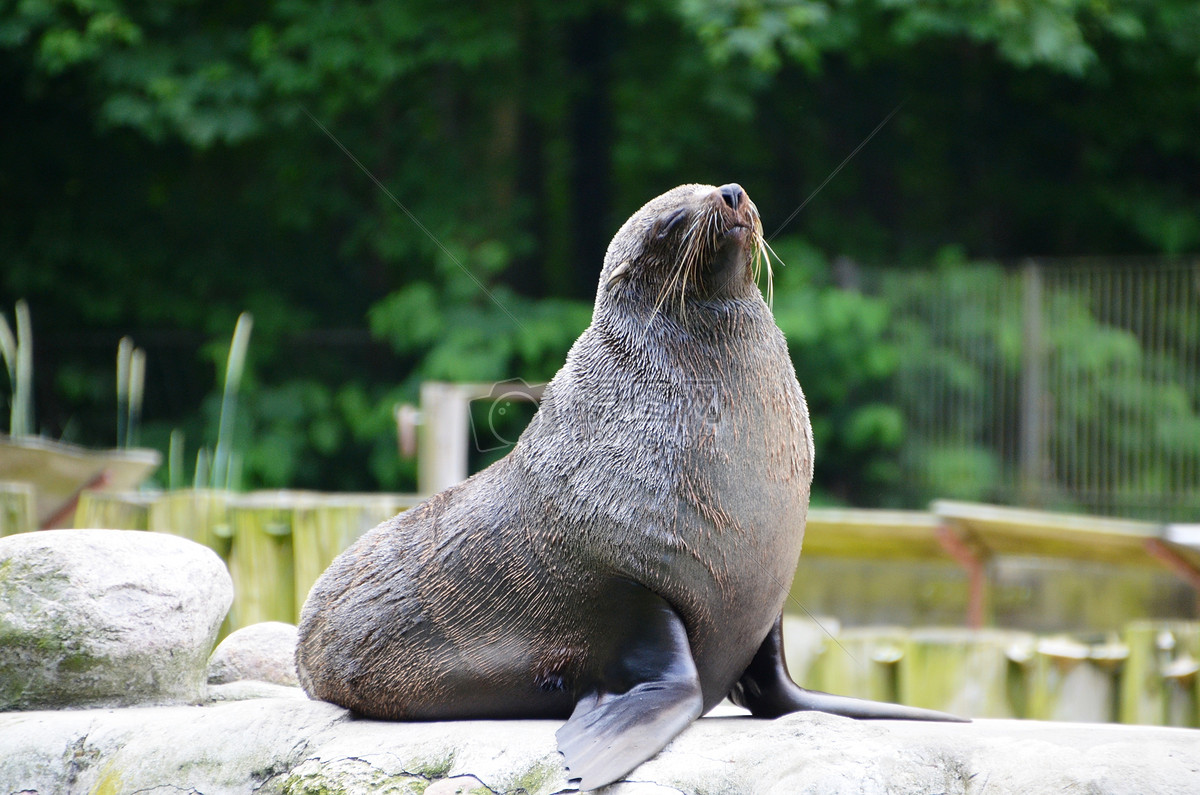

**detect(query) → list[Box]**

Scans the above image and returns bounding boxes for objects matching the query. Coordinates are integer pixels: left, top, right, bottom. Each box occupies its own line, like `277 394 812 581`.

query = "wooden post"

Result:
226 493 297 630
291 494 412 614
936 524 989 628
73 489 152 530
415 381 543 494
899 628 1034 718
1120 620 1200 727
418 382 476 495
810 627 907 705
1028 636 1125 722
1020 261 1045 506
148 489 231 559
0 481 35 536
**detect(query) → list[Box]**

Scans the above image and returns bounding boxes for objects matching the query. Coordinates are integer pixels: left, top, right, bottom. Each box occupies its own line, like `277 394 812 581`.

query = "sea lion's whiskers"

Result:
668 213 705 321
677 214 706 315
640 214 704 343
687 209 719 309
678 212 713 316
753 224 780 308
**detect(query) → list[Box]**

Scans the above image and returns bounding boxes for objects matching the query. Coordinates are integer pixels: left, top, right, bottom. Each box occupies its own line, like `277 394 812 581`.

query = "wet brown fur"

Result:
296 184 812 723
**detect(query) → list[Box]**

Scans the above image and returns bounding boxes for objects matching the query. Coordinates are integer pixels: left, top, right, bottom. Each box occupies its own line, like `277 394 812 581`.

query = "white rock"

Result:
0 698 348 794
0 698 1198 794
208 621 300 686
424 775 489 795
207 681 307 702
0 528 233 710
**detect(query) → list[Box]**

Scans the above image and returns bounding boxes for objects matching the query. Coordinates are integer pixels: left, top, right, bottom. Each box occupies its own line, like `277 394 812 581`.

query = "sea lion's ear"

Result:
652 208 687 241
605 259 632 291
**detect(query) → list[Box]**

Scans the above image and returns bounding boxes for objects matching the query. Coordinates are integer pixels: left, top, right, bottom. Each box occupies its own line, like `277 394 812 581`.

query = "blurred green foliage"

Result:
885 254 1200 517
1 0 1197 505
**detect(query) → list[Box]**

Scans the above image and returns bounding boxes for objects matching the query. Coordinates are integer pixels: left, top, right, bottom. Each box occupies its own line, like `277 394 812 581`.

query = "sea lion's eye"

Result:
653 209 687 240
605 259 632 291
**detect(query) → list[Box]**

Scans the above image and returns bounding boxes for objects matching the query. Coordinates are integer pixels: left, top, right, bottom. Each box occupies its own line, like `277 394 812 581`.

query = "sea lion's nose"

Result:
718 183 746 210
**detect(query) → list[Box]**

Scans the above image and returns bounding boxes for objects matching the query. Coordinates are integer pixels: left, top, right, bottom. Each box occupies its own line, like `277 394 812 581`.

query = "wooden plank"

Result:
0 480 36 535
1163 525 1200 574
0 435 159 528
803 508 948 560
931 500 1164 567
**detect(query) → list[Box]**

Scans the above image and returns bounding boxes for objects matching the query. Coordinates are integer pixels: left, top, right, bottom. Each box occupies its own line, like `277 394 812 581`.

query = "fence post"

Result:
417 381 541 494
1028 637 1124 722
1020 261 1046 505
0 481 35 536
148 489 230 558
899 628 1034 717
226 493 298 630
1120 621 1200 727
73 490 152 530
418 382 498 495
810 626 906 705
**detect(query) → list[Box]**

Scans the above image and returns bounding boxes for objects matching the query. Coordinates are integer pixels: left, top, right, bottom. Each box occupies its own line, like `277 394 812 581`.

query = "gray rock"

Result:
0 528 233 710
0 697 1198 794
207 680 307 702
0 697 348 794
424 775 489 795
208 621 300 686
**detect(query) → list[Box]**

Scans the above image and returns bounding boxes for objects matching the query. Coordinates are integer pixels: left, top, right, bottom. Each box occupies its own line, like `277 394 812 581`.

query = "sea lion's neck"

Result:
591 291 774 370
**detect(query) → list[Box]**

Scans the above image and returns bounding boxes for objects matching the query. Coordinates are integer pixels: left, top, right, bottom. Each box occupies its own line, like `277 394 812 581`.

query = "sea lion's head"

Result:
596 183 770 319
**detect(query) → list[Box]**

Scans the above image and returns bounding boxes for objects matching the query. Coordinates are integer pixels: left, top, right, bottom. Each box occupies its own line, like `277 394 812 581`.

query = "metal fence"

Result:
886 259 1200 522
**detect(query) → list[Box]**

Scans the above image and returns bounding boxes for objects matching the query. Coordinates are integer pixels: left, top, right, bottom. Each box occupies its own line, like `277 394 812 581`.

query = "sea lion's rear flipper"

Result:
556 579 703 791
730 614 969 722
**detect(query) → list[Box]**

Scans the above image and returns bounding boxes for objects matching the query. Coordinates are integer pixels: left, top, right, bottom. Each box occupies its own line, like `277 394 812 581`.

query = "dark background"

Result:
3 1 1198 503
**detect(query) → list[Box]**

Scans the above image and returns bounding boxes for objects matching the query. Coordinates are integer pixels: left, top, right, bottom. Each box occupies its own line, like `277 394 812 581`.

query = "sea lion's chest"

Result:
668 350 809 611
526 318 808 671
617 340 811 701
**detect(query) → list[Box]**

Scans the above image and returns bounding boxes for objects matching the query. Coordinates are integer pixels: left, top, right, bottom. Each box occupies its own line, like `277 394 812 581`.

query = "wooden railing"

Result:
2 488 1197 725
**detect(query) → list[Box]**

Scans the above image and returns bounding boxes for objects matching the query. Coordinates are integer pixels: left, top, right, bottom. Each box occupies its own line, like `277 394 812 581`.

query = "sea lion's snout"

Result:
707 183 756 232
707 184 759 251
699 183 759 296
717 183 747 211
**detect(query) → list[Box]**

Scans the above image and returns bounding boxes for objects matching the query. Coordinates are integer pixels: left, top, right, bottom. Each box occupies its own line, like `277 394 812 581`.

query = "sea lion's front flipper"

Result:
730 614 969 722
556 579 703 791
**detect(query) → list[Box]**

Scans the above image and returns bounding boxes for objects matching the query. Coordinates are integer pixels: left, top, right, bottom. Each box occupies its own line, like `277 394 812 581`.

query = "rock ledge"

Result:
1 695 1198 794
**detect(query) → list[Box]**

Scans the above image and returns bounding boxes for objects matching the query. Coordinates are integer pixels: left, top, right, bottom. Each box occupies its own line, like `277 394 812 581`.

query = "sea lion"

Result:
296 183 961 790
